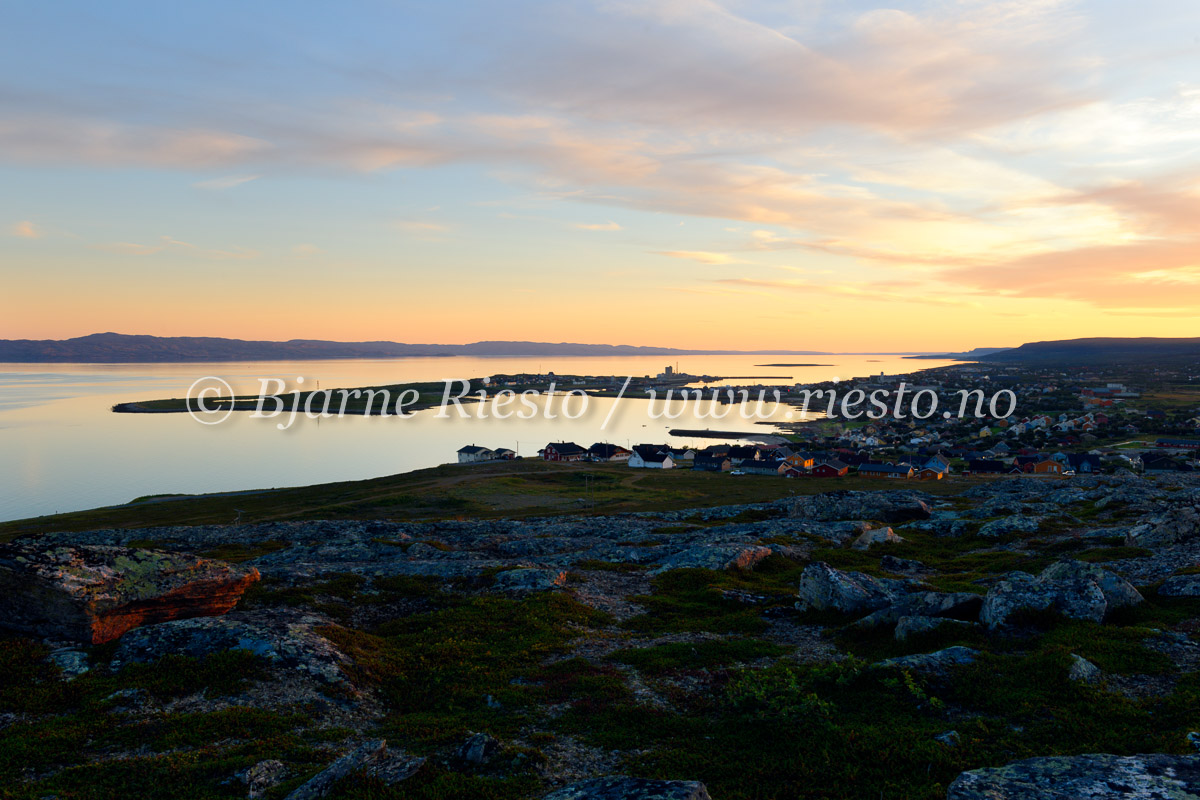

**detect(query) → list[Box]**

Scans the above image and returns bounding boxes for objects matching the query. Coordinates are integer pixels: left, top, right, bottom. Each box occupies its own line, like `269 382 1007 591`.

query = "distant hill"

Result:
0 333 830 362
906 347 1011 360
977 337 1200 365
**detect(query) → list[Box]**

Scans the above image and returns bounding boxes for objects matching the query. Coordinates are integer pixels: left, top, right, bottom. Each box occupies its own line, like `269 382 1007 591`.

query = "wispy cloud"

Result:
394 220 451 234
573 221 622 231
655 250 747 265
92 236 259 260
711 277 979 308
0 116 272 168
11 220 39 239
193 174 261 190
93 241 164 256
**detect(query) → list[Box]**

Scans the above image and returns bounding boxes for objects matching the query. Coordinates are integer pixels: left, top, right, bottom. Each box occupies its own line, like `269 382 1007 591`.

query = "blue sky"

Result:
3 0 1200 350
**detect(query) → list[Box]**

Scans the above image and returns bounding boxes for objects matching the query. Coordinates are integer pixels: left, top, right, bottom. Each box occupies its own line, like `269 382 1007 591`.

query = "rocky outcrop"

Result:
894 616 976 642
543 777 712 800
978 515 1042 538
850 528 904 551
1068 654 1101 683
876 646 979 675
855 590 983 629
795 562 904 615
902 518 970 537
109 610 352 685
1159 574 1200 597
652 545 772 573
980 560 1143 629
453 732 500 766
1127 504 1200 548
284 740 388 800
281 740 423 799
0 544 259 644
791 491 932 524
45 646 90 680
947 753 1200 799
494 568 569 592
880 555 926 574
243 760 288 799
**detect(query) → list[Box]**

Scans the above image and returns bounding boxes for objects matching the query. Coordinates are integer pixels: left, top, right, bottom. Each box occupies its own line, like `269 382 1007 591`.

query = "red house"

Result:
541 442 588 461
811 460 849 478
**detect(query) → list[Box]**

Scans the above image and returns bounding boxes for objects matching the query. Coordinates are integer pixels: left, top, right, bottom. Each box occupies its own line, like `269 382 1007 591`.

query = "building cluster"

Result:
812 365 1200 475
534 441 950 480
455 445 518 463
456 362 1200 477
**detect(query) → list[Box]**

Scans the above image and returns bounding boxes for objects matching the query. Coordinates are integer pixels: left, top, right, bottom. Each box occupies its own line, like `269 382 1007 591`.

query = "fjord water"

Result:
0 354 956 522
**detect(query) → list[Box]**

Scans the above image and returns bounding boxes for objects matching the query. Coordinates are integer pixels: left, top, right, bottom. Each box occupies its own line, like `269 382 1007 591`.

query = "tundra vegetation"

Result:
4 462 1200 798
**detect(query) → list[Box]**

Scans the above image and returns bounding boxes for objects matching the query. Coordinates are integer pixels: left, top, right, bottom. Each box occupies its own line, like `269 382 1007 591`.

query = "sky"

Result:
2 0 1199 352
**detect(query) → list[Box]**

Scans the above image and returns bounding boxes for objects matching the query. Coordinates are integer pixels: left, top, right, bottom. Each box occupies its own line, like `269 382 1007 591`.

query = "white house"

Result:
457 445 496 463
629 445 675 469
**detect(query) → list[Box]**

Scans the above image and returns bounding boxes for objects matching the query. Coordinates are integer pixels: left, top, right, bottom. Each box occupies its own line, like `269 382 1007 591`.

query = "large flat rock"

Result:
948 753 1200 799
0 543 260 644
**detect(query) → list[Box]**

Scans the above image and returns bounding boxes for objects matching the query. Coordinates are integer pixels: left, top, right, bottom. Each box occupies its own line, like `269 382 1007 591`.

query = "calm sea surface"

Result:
0 354 956 522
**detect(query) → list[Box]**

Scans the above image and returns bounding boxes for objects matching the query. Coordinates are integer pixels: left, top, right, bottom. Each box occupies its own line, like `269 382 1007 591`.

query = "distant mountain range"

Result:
906 347 1011 360
975 337 1200 365
0 333 831 362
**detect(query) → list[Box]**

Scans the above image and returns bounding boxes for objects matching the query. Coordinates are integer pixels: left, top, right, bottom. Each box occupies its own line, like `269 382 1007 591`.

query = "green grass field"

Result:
0 460 981 539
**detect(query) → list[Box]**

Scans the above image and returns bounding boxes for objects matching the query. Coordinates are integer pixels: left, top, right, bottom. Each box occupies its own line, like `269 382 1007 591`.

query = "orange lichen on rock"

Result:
0 544 260 644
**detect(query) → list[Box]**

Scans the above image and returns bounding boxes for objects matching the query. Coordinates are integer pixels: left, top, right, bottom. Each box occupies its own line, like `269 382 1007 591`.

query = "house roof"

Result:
742 459 785 471
817 459 848 470
458 445 494 455
546 442 587 455
589 443 631 457
858 463 913 474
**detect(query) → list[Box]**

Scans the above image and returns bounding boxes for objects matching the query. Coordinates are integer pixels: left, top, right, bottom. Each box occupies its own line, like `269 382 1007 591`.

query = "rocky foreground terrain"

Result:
6 474 1200 798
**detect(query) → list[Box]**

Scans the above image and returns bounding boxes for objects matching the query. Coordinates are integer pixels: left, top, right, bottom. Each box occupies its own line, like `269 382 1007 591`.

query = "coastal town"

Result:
457 362 1200 480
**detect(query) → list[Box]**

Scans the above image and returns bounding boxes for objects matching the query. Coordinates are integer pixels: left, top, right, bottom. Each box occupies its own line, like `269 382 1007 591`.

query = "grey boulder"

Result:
110 612 352 685
284 740 388 800
1068 654 1101 683
875 646 979 676
454 732 500 766
653 545 772 573
850 528 905 551
980 561 1143 629
795 562 903 615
